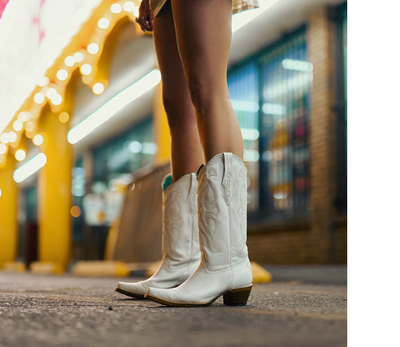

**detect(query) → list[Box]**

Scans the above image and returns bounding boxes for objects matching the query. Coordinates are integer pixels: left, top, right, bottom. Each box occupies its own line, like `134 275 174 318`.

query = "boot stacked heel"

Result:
223 285 252 306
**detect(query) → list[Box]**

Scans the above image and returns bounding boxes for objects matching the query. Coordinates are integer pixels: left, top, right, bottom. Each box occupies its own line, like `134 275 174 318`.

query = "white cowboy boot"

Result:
146 153 253 306
116 173 200 298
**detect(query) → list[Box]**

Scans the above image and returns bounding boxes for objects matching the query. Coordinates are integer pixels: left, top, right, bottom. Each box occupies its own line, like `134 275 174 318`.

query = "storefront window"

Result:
85 117 154 227
228 63 259 212
259 29 311 219
334 3 347 214
227 29 310 220
18 184 38 266
72 157 85 242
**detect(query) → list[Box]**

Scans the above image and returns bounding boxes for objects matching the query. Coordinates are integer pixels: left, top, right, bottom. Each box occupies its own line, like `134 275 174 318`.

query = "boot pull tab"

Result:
222 152 234 206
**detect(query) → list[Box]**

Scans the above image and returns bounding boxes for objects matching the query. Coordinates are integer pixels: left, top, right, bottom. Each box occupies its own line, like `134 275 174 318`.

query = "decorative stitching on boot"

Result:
222 153 234 206
164 187 184 259
198 170 221 255
237 169 248 254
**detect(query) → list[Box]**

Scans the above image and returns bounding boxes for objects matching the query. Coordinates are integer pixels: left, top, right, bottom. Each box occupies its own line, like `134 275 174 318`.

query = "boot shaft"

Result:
162 173 199 266
197 153 249 271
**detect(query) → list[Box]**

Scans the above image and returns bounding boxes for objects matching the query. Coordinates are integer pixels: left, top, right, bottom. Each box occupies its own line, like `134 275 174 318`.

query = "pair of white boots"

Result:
116 153 253 307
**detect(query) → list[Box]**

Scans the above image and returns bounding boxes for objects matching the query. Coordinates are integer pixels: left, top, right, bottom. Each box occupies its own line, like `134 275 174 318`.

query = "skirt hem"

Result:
151 0 259 19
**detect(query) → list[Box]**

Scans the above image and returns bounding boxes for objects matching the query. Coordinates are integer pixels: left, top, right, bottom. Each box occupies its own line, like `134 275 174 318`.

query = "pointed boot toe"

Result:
115 173 201 300
116 282 147 298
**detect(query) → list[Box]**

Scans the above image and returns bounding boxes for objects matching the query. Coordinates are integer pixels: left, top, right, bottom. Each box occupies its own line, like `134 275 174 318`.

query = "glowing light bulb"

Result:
98 18 110 29
123 1 135 11
93 83 105 95
0 133 9 144
18 112 28 122
111 3 122 13
57 69 68 81
87 43 99 54
70 206 81 218
30 109 38 118
15 149 26 161
13 120 23 131
38 76 49 87
46 87 57 99
25 122 35 132
59 112 70 124
51 94 63 106
33 134 44 146
0 143 6 154
80 64 92 75
34 93 45 104
74 52 84 63
25 111 32 120
8 132 17 143
65 56 75 67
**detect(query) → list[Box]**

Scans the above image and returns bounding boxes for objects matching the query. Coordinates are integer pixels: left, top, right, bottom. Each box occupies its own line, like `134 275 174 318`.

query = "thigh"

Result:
170 0 233 86
153 0 191 111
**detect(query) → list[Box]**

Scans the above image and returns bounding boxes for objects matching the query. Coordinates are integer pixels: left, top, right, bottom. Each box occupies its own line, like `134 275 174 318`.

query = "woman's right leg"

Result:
115 1 204 299
152 0 203 181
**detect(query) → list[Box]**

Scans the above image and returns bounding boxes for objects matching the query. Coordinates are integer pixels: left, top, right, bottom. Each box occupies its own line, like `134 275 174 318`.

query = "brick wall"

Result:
246 6 347 265
308 7 337 264
247 221 347 265
247 229 312 265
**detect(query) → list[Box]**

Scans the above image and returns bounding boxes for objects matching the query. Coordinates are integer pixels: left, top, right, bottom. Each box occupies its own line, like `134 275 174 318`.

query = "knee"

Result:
187 77 211 114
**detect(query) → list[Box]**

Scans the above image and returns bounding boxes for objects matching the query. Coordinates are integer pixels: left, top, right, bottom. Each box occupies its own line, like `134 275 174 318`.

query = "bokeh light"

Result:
74 52 84 63
123 1 135 12
18 112 28 122
64 56 75 67
51 94 63 106
13 120 23 131
38 76 49 87
70 206 81 218
111 3 122 13
0 133 9 144
87 43 99 54
59 112 70 124
80 64 92 75
93 82 105 95
25 122 35 132
15 149 26 161
46 88 57 99
0 143 7 155
57 69 68 81
98 18 110 29
34 93 45 104
8 132 17 143
33 134 44 146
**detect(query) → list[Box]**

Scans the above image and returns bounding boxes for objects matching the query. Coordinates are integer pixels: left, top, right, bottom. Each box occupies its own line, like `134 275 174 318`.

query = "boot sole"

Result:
146 285 252 307
115 288 145 299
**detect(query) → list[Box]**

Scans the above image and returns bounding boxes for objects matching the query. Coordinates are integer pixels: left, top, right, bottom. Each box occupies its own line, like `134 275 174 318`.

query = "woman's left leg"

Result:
168 0 244 162
145 0 253 307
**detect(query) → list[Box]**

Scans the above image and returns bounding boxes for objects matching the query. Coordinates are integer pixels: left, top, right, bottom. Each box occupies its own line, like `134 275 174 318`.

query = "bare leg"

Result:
153 1 203 181
170 0 244 162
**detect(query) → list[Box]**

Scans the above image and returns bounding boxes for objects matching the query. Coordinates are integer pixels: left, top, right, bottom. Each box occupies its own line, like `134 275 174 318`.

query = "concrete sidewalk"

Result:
0 267 346 347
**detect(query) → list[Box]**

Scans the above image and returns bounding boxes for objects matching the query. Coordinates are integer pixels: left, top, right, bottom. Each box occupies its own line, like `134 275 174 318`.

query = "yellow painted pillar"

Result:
0 154 18 268
152 80 171 166
33 107 73 273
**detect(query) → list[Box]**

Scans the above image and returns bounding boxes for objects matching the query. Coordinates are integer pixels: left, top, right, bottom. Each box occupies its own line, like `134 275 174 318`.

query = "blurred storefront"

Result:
0 0 347 271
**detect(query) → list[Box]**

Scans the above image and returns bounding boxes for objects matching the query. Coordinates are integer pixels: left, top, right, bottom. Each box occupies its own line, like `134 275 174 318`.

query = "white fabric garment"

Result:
150 0 260 18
